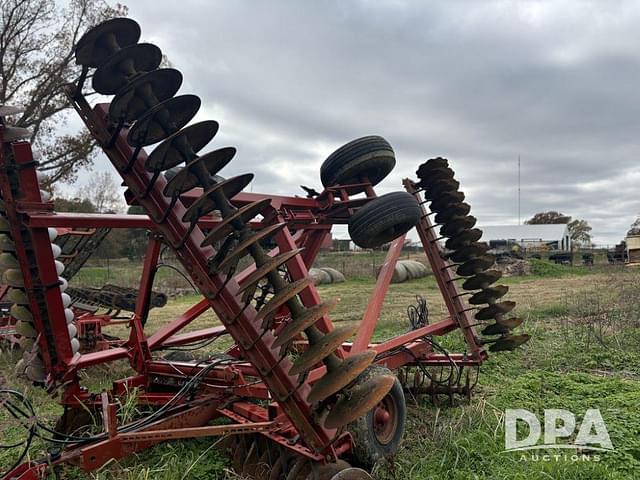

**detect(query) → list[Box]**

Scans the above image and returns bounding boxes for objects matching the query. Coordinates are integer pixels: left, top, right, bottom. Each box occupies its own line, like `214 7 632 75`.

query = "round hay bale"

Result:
391 262 409 283
404 260 428 278
401 260 422 280
321 267 345 283
309 268 331 285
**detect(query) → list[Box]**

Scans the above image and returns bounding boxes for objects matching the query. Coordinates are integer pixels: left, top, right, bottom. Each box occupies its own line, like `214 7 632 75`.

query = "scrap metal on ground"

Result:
0 17 529 480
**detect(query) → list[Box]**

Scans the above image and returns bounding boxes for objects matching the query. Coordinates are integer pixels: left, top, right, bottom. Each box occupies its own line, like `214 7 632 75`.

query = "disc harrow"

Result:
0 108 79 385
414 157 531 352
0 16 530 480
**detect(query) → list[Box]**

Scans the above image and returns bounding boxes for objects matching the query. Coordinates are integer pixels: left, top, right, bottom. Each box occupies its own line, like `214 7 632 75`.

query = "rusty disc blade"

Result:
481 317 523 336
93 43 163 94
238 248 304 295
447 242 490 263
475 300 516 320
461 269 502 290
416 157 449 178
440 215 477 238
416 166 455 187
424 178 460 201
182 174 254 224
456 255 495 277
428 191 465 212
254 278 313 325
307 350 377 404
272 299 340 349
434 202 471 224
127 94 201 147
201 199 272 247
488 334 530 352
307 460 353 480
217 223 286 271
75 18 141 67
109 68 183 122
163 147 236 197
329 468 375 480
468 285 509 305
289 325 357 376
146 120 219 173
445 228 483 250
324 375 396 429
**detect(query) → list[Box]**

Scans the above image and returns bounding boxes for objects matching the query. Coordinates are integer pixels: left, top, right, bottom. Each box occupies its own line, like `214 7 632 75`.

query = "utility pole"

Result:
518 155 521 225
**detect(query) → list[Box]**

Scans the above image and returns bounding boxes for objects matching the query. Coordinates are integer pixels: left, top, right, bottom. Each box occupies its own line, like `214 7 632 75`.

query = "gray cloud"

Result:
75 0 640 245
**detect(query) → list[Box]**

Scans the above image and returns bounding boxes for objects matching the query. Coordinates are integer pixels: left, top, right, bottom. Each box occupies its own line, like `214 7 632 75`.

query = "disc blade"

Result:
446 242 490 263
127 94 201 147
163 147 236 197
109 68 183 121
456 255 495 277
272 299 341 349
445 228 483 250
468 285 509 305
329 468 376 480
428 191 465 212
201 198 272 247
216 223 286 271
475 301 516 321
181 174 254 224
461 269 502 290
481 317 523 335
324 375 396 429
238 248 304 295
440 215 477 238
416 157 449 178
75 18 141 67
93 43 163 94
424 178 460 201
434 202 471 224
289 325 357 375
254 277 312 326
307 350 376 404
416 166 455 189
146 120 219 172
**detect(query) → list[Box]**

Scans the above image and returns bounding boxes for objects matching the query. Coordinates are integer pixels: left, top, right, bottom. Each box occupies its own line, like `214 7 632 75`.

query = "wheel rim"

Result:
372 393 397 445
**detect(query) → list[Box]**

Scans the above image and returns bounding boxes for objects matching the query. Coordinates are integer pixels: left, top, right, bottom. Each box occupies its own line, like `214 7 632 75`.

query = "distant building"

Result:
480 224 572 251
625 234 640 263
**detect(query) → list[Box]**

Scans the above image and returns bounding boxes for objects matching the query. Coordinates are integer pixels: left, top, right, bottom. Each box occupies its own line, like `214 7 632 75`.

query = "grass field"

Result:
2 262 640 479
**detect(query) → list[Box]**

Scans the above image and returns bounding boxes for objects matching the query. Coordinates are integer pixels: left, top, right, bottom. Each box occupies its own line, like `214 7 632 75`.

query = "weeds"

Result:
2 267 640 478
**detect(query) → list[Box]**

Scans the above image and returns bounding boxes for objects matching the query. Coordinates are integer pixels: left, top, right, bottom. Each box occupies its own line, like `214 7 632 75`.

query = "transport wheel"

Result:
348 192 421 248
347 365 406 469
320 136 395 193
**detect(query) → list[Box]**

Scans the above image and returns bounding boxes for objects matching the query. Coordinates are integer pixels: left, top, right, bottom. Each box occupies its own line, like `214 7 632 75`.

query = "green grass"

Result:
2 266 640 478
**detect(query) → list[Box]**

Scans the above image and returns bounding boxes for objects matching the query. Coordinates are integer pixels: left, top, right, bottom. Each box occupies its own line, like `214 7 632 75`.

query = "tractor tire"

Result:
348 192 421 249
321 267 345 283
320 136 395 193
347 365 406 469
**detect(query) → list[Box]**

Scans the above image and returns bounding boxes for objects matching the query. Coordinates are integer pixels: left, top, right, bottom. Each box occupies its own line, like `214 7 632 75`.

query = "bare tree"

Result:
0 0 127 186
76 171 123 213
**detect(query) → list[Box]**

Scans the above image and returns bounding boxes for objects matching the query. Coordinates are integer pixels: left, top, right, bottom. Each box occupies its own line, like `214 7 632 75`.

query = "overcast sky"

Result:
77 0 640 245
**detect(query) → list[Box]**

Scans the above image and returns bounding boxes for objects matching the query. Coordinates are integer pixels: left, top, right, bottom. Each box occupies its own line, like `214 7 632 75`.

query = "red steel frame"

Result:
1 100 486 478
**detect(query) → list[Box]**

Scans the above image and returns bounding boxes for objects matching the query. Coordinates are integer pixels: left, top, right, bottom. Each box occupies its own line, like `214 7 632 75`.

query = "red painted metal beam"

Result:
351 234 405 353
